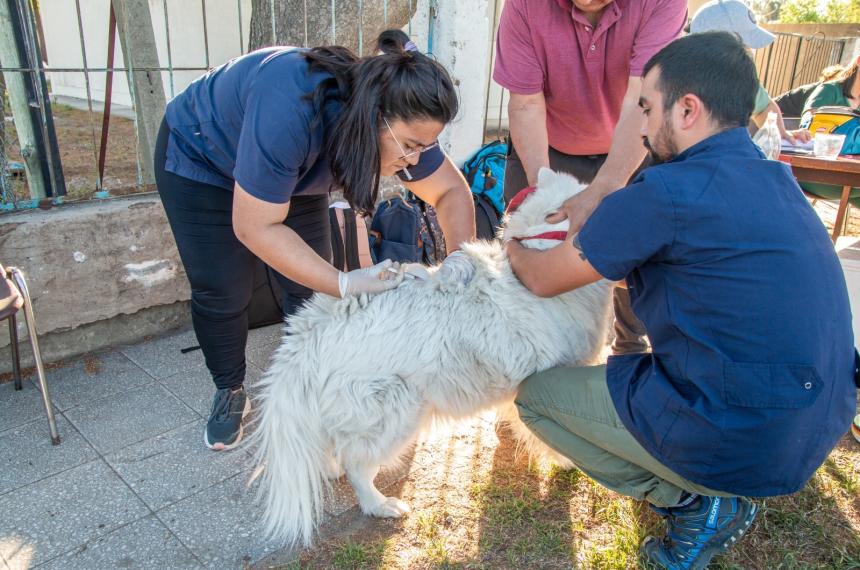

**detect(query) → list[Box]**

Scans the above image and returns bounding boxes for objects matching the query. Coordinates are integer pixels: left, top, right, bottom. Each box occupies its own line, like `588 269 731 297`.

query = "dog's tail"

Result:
496 401 575 470
249 359 328 548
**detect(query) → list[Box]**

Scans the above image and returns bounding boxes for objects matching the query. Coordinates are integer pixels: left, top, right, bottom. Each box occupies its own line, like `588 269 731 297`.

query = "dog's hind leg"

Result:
345 462 410 518
329 374 425 518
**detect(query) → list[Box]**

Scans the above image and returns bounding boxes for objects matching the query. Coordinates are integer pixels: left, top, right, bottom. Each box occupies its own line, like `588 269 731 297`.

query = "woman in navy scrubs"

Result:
155 30 475 450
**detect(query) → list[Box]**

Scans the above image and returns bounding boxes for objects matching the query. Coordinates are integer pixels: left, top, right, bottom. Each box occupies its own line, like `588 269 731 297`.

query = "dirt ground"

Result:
2 102 143 205
275 414 859 570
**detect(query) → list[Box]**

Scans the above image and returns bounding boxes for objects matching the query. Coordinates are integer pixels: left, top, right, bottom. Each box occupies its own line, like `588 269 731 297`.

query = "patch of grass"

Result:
415 508 446 541
423 536 450 565
824 457 860 496
582 496 652 570
481 481 542 528
331 539 386 570
412 507 456 566
531 521 568 556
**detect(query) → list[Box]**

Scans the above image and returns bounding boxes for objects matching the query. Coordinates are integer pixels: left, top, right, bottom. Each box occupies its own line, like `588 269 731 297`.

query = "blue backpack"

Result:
834 116 860 155
368 193 446 265
461 140 507 239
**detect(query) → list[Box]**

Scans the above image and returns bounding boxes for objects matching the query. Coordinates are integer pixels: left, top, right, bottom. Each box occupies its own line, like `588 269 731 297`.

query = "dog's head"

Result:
500 168 587 250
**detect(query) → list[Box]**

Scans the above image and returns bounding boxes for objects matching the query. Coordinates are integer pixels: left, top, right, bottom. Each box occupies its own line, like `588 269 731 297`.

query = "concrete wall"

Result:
406 0 495 165
0 194 191 373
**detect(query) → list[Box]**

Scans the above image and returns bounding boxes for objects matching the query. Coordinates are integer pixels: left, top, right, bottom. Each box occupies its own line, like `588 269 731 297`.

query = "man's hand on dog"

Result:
545 183 606 237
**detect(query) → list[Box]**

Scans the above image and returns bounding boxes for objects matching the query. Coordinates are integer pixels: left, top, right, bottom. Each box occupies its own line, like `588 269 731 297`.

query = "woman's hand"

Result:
338 260 404 297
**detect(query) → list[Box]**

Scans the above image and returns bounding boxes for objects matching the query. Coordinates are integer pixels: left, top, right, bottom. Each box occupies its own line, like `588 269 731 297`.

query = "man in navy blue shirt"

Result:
507 31 857 569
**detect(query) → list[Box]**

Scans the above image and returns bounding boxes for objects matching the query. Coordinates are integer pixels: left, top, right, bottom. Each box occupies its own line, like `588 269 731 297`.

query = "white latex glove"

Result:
434 250 475 286
337 260 403 298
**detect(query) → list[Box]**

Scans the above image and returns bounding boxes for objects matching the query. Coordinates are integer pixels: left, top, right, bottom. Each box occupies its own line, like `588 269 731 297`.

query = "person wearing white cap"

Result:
690 0 811 144
690 0 775 48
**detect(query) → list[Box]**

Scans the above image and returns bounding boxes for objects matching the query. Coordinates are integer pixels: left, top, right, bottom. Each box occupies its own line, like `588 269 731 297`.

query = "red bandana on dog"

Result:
506 186 568 242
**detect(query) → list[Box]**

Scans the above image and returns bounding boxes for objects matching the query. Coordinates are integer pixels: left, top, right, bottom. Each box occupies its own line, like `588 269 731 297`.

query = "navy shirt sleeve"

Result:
396 145 446 182
233 64 312 204
577 171 676 281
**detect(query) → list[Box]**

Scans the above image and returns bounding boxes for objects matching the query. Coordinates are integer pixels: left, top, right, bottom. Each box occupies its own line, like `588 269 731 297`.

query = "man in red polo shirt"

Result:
494 0 687 354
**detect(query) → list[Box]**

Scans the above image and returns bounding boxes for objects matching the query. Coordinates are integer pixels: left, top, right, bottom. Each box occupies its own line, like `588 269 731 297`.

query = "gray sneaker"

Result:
204 386 250 451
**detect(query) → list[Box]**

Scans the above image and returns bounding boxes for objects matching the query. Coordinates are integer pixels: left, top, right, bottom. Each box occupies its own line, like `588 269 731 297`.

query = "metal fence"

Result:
0 0 426 211
753 31 850 107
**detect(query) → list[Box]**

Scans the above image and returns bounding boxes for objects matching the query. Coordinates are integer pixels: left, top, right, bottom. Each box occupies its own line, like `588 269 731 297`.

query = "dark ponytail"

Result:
303 29 459 213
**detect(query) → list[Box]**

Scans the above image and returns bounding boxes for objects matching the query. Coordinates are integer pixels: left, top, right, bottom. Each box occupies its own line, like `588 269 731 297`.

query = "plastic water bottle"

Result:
753 111 781 160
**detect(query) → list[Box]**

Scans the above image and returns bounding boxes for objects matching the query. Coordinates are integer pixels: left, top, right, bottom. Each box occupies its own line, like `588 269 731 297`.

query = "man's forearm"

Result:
508 93 550 187
507 239 603 297
591 96 648 196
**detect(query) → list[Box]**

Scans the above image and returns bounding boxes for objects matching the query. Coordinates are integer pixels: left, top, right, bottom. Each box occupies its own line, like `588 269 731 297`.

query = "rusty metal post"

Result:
98 4 117 184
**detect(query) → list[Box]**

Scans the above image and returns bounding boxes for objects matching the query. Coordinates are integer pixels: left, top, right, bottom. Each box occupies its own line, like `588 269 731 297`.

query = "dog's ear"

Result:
536 167 556 188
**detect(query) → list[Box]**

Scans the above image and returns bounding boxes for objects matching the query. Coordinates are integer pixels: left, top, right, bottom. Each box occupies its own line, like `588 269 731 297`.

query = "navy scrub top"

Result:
578 127 857 497
164 47 445 203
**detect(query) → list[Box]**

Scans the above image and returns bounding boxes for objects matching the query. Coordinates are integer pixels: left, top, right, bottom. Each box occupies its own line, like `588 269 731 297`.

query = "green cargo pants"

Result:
514 364 730 507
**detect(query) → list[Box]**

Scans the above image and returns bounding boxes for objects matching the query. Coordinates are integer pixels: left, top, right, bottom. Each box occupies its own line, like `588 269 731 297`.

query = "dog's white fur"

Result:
250 168 613 547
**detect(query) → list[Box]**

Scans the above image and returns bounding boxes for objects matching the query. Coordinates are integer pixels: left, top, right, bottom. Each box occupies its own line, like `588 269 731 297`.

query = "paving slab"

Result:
247 324 285 348
0 415 97 496
63 383 197 454
157 472 282 569
46 350 156 411
0 460 149 568
159 362 265 419
246 341 280 373
157 365 215 420
120 324 282 383
106 419 252 511
37 515 203 570
120 327 206 380
0 381 54 433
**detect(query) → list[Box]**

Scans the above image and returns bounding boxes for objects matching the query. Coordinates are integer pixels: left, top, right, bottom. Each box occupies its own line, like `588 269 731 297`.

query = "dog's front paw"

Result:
367 497 411 518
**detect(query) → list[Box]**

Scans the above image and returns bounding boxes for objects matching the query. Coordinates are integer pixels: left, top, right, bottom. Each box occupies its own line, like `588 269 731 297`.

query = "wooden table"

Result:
779 153 860 242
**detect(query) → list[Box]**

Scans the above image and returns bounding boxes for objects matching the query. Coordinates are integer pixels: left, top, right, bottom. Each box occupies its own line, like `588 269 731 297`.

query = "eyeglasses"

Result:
383 117 439 161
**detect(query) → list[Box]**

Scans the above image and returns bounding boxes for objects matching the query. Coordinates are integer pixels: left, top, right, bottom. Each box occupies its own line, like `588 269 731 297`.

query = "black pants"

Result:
155 120 331 390
503 142 650 354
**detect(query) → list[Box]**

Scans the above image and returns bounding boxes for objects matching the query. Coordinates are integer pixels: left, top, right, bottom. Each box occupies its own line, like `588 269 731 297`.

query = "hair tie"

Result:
404 41 419 53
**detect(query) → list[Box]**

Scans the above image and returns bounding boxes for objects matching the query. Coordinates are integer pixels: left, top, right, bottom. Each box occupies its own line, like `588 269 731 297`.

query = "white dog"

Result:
250 168 614 547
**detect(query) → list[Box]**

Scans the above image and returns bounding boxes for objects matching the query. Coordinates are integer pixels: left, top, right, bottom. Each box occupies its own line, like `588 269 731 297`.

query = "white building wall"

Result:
42 0 252 106
404 0 506 164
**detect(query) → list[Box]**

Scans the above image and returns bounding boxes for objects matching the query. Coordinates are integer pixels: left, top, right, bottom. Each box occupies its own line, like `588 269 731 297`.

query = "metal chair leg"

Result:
9 313 22 391
9 268 60 445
